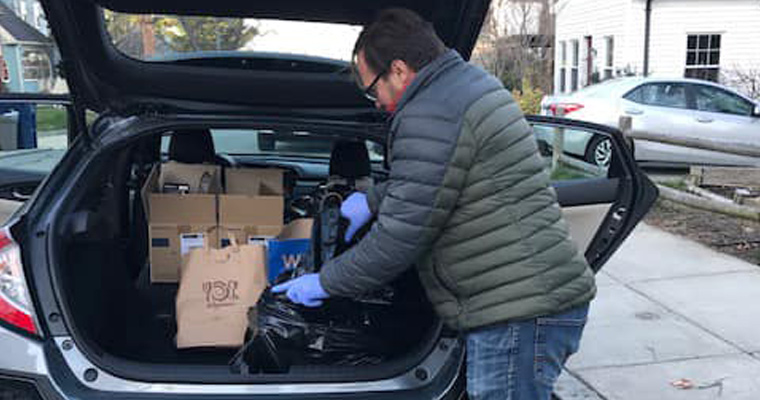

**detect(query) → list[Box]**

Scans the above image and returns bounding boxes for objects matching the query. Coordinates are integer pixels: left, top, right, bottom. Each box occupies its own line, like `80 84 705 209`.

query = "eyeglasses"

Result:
362 71 385 102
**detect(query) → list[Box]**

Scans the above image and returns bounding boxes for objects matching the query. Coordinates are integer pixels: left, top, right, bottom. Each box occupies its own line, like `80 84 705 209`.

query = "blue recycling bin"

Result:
0 103 35 149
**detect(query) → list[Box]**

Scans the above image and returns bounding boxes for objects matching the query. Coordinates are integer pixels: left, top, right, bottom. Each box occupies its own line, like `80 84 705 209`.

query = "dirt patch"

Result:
644 199 760 265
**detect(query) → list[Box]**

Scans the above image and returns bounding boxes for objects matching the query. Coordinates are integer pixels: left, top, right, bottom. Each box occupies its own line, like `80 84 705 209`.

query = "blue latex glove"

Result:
271 273 329 307
341 192 372 242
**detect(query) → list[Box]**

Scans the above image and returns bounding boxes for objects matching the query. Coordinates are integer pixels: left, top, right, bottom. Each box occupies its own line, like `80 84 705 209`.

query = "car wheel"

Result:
585 135 612 168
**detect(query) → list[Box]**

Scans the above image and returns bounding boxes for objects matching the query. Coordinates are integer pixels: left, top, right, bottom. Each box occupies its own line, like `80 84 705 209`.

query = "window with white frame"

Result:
571 40 579 91
685 34 721 82
22 48 51 81
559 41 566 93
604 36 614 80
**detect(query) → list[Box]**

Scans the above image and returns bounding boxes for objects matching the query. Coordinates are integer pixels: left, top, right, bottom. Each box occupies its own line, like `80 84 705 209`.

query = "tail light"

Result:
0 227 39 336
550 103 585 116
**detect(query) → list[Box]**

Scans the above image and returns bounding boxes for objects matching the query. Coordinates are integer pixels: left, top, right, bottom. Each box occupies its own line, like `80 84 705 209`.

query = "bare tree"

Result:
473 0 510 83
721 66 760 100
472 0 554 93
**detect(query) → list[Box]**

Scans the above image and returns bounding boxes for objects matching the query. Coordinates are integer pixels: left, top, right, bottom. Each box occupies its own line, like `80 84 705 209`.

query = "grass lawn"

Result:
36 105 67 135
550 163 593 181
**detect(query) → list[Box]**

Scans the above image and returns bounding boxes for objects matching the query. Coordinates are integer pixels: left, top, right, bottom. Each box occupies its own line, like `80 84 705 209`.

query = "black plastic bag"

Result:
233 288 395 373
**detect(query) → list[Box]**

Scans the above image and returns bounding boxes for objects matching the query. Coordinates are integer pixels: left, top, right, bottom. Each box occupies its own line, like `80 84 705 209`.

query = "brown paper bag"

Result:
175 237 267 348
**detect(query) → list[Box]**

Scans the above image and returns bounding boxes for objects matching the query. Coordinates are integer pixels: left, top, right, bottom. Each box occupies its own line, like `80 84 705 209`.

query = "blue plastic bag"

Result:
266 238 311 283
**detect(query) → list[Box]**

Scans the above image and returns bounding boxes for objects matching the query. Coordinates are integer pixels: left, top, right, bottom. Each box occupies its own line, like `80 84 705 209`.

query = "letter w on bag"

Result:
282 254 303 270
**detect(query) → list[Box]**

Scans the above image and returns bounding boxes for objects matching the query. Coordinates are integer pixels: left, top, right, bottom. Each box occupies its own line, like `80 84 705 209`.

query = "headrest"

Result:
168 129 216 164
329 141 370 179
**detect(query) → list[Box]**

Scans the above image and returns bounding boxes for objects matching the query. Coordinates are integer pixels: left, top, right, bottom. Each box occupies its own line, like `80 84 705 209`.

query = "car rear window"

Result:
102 10 361 62
159 129 384 161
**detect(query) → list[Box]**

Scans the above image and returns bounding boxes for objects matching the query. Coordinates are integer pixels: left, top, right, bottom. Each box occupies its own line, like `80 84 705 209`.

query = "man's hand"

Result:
341 192 372 242
271 273 329 307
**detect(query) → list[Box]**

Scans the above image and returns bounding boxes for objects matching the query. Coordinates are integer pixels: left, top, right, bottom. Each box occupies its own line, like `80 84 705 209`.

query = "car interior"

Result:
52 126 441 382
38 113 644 384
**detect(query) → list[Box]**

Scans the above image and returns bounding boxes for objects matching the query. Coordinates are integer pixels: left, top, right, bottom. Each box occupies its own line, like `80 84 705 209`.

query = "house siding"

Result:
554 0 760 97
649 0 760 84
554 0 642 93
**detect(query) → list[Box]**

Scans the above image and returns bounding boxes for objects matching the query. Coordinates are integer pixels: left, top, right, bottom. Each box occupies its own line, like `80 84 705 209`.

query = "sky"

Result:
243 20 362 61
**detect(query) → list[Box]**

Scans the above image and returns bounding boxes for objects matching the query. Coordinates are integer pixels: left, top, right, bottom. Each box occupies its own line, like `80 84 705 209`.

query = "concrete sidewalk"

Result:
556 223 760 399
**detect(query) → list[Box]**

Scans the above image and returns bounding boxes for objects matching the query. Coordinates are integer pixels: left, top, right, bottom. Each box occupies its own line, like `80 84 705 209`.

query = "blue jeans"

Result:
465 304 589 400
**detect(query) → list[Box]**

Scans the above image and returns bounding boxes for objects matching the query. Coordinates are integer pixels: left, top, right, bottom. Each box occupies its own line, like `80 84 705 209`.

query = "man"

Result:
273 8 595 399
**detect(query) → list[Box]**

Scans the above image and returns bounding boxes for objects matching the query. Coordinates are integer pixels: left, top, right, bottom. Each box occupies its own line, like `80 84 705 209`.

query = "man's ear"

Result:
390 59 411 76
390 59 416 84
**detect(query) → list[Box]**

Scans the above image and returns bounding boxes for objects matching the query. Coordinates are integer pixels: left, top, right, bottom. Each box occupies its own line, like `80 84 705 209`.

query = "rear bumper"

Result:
0 370 63 400
1 324 464 400
0 324 65 400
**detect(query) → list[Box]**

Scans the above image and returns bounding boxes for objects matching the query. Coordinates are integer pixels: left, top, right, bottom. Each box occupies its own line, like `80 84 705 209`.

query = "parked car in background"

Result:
541 77 760 168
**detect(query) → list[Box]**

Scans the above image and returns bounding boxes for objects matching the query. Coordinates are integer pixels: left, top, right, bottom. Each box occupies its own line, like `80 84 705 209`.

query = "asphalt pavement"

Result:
555 223 760 400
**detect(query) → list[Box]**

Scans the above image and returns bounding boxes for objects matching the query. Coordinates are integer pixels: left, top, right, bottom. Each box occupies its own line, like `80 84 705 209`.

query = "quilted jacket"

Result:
320 50 595 331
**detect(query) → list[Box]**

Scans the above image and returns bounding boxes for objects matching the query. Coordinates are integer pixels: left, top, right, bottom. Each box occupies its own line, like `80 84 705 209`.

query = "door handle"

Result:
624 109 643 115
696 117 713 123
11 190 31 201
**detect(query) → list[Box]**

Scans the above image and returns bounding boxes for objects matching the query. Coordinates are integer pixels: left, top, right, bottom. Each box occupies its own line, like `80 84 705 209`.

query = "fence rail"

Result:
618 116 760 158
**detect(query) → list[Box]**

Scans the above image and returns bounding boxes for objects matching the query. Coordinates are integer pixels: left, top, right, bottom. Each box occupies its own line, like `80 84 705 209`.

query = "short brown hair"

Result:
353 8 446 74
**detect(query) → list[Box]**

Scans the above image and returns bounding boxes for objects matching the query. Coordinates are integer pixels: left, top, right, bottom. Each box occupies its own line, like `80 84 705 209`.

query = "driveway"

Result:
557 223 760 399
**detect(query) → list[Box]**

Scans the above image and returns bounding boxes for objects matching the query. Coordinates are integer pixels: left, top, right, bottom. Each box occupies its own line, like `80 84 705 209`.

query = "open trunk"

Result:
51 128 442 383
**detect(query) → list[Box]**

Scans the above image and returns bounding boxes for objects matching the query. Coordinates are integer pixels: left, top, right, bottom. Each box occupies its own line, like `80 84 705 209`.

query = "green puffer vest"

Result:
320 50 595 331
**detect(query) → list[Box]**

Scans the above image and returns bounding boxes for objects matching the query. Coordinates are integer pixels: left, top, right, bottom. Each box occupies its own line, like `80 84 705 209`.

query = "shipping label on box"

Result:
150 224 216 283
216 225 282 247
180 232 206 257
142 162 222 283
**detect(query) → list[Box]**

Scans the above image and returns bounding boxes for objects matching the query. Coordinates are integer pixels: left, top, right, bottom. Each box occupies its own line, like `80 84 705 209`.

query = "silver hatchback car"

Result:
541 77 760 167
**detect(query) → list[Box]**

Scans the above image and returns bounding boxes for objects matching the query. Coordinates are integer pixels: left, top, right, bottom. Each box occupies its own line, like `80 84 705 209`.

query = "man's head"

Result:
352 8 446 112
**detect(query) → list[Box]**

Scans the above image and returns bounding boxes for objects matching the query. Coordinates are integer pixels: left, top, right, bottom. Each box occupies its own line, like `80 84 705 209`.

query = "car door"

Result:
527 116 658 271
0 0 88 217
687 83 760 166
0 96 83 222
620 82 697 164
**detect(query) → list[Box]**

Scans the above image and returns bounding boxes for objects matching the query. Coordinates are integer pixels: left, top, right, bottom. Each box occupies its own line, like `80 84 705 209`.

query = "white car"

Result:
540 77 760 167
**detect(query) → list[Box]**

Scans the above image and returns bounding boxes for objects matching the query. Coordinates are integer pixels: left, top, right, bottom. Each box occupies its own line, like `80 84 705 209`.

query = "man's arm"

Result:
365 180 389 215
320 115 474 297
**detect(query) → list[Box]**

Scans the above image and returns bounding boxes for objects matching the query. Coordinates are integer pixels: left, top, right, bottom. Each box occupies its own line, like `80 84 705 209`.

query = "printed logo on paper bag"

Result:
202 280 239 308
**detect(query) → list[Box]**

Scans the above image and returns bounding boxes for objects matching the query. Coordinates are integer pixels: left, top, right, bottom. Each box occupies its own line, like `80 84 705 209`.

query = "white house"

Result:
553 0 760 97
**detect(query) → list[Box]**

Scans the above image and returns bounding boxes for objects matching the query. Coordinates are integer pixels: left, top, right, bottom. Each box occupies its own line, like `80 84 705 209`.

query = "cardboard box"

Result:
142 164 287 283
158 161 222 194
225 168 284 196
142 162 221 283
219 167 285 245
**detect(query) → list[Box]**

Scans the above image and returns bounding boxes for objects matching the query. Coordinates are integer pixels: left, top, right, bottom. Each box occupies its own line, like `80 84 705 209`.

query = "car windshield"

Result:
102 10 362 62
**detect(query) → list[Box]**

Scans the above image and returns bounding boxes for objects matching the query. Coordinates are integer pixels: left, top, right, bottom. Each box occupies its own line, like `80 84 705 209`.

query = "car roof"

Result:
572 76 756 102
